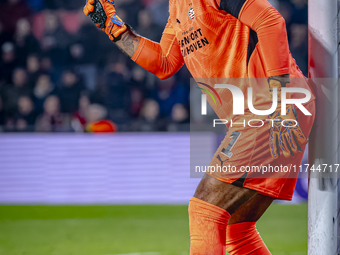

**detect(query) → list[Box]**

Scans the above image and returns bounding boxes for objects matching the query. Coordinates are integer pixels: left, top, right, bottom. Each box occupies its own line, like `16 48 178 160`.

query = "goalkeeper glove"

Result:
268 78 308 159
84 0 127 41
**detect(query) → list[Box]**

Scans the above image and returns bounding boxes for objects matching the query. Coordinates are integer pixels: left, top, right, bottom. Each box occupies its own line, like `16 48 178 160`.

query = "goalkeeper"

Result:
84 0 315 254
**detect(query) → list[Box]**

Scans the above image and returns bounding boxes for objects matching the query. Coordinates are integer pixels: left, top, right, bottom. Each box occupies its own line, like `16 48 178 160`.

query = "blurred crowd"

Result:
0 0 308 132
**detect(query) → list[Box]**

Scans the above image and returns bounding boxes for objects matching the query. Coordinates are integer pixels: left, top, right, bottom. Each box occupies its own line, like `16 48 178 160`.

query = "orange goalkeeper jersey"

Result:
132 0 315 120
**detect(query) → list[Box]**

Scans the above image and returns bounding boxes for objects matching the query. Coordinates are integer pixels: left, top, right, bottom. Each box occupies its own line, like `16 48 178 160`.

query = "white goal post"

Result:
308 0 340 254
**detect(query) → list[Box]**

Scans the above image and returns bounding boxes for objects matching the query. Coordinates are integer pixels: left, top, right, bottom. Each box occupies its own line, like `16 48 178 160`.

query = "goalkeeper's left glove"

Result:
268 78 308 159
84 0 127 41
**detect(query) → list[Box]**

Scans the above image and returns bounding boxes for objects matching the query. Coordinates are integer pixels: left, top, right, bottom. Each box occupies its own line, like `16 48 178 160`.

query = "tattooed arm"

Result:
114 23 185 80
115 28 141 58
84 0 183 79
84 0 140 58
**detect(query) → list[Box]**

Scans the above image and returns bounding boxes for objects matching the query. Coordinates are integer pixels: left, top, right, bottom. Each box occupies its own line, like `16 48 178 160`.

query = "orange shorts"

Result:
207 100 316 200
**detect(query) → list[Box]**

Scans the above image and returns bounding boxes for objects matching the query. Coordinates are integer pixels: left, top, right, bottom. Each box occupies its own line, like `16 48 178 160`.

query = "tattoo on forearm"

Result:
115 31 141 58
122 35 138 56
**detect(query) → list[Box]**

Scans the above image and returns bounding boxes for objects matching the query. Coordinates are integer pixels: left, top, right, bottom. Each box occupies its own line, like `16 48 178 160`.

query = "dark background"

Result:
0 0 308 132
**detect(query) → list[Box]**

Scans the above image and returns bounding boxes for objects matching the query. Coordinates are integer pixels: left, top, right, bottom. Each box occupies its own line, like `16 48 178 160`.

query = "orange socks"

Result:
188 198 270 255
188 197 231 255
226 222 271 255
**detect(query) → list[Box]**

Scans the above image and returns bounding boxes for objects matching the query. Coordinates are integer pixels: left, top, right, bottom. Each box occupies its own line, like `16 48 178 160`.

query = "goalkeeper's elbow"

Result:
152 66 177 79
153 62 182 80
157 72 174 80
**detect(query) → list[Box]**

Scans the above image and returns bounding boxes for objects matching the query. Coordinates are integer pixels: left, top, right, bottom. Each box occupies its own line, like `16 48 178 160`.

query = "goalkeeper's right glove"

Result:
84 0 127 41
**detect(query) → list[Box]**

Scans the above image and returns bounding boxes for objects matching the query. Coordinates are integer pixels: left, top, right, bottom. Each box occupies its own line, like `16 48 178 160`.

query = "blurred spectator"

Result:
152 76 189 118
69 43 84 64
172 103 188 122
72 93 90 132
130 87 144 118
85 103 117 133
0 0 31 34
133 99 163 132
41 12 70 66
35 95 70 132
0 42 17 84
40 55 54 74
14 18 40 65
12 67 29 88
2 67 31 115
68 18 103 90
130 67 147 117
33 73 54 112
93 62 131 124
26 54 40 86
15 95 37 131
167 103 190 131
57 68 84 113
86 103 107 123
72 18 103 65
